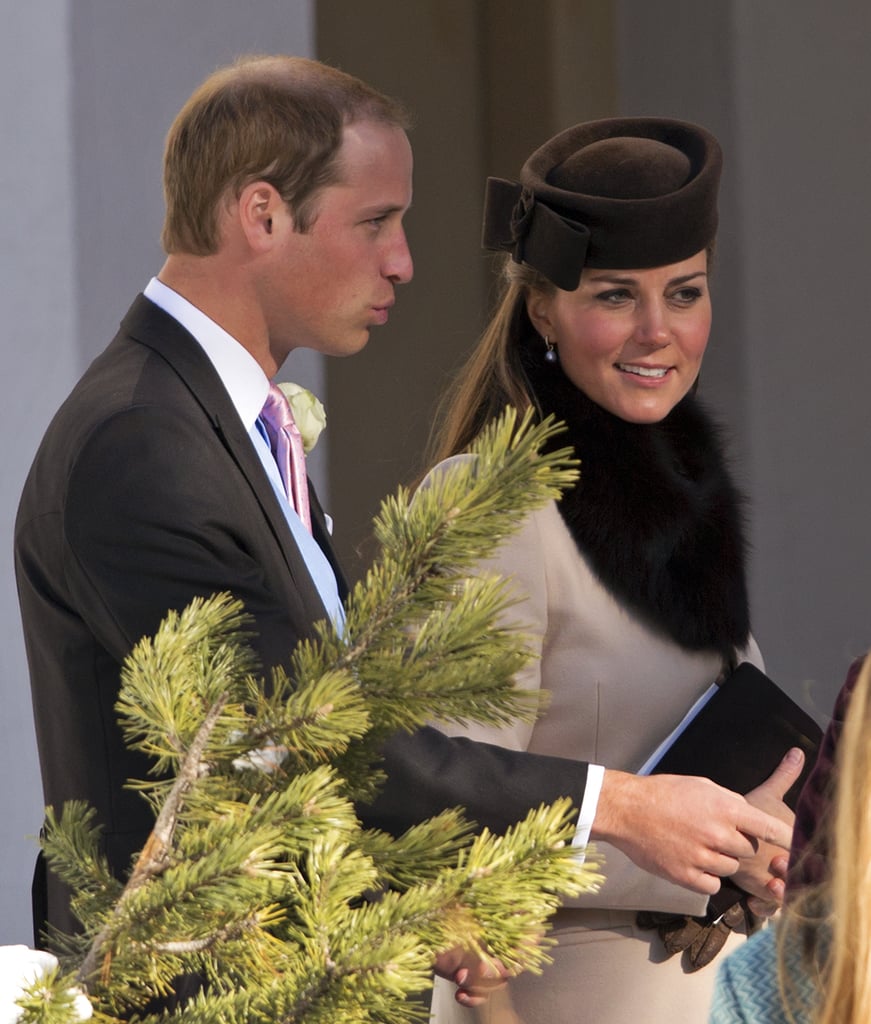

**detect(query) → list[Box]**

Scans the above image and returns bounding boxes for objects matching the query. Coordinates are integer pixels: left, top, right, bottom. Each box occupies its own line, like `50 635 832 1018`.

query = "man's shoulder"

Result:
22 296 222 486
71 292 223 411
51 324 182 431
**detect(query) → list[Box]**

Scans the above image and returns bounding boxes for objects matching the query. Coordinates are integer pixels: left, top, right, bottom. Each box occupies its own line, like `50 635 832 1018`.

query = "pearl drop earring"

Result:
544 336 558 364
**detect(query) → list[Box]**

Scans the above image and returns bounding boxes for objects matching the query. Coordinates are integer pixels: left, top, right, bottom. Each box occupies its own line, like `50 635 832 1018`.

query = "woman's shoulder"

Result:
415 454 568 568
418 453 561 521
417 453 477 491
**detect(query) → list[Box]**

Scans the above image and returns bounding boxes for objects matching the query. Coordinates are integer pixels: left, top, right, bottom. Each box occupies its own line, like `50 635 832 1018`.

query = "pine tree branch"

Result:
78 690 229 987
146 912 260 955
39 408 598 1022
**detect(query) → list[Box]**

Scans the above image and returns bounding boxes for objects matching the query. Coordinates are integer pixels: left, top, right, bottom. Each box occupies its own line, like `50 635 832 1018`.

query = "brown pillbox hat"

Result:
482 116 722 290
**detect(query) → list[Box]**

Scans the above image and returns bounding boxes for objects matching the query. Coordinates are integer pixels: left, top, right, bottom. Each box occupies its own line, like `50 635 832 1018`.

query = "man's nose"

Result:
385 229 413 284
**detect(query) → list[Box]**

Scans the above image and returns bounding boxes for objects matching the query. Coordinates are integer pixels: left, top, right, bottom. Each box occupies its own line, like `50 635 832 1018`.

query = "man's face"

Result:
261 120 414 360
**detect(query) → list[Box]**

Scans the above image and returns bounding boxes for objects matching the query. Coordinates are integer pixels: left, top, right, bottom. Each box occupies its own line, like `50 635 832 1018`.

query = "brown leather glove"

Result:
637 898 763 972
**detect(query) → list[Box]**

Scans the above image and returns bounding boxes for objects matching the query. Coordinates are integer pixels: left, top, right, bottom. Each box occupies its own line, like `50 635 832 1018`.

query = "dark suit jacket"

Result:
15 295 589 938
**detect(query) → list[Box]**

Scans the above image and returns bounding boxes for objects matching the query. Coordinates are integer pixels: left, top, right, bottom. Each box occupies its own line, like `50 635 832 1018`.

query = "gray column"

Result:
1 0 315 945
0 0 79 945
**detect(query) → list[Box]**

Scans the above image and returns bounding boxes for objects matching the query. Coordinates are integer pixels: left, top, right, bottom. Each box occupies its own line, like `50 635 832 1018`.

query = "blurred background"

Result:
2 0 869 941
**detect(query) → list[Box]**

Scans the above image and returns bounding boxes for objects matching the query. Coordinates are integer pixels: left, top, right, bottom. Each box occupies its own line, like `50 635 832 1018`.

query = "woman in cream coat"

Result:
425 118 794 1023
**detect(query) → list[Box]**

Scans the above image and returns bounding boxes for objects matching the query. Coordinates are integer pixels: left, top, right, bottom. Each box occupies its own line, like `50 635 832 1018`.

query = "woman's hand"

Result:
733 746 803 914
434 947 510 1008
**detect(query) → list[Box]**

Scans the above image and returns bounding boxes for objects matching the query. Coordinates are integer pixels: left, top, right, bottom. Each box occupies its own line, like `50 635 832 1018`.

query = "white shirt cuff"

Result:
571 763 604 860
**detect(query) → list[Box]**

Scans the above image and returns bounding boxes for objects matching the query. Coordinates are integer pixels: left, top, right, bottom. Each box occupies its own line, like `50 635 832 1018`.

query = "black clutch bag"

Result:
642 661 824 922
645 661 822 809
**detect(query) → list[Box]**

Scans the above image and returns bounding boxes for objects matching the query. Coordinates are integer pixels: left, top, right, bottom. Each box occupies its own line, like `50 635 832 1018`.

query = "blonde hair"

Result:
161 54 410 255
778 654 871 1023
817 654 871 1022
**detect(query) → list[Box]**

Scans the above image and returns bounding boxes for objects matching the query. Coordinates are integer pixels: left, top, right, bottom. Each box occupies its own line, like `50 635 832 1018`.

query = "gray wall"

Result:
617 0 871 718
0 0 317 945
734 2 871 711
1 0 79 943
3 0 870 944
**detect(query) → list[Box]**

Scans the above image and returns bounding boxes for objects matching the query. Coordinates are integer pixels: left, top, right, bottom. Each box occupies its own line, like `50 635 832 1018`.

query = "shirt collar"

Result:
144 277 268 429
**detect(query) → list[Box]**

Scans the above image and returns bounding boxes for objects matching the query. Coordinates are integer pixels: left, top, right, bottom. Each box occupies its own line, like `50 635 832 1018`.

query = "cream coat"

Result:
429 487 763 1024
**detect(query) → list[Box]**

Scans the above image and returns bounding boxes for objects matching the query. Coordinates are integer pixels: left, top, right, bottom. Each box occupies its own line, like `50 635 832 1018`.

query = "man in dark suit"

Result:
15 55 794 986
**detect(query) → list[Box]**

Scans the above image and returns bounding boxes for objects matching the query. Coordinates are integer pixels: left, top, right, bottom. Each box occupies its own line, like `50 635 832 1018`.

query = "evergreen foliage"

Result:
24 410 602 1024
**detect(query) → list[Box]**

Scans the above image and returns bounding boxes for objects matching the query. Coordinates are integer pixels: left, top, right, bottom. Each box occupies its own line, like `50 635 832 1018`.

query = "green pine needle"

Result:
39 407 598 1022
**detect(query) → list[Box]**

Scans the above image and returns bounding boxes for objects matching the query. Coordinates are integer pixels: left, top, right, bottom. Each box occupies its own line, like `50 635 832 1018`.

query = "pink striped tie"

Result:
260 384 312 533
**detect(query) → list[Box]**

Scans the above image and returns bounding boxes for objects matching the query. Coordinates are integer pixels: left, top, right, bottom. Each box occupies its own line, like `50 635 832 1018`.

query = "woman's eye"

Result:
596 288 632 304
671 286 703 305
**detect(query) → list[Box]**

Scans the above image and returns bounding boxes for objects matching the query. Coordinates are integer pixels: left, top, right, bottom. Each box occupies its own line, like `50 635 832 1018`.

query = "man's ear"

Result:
525 289 555 339
238 181 286 251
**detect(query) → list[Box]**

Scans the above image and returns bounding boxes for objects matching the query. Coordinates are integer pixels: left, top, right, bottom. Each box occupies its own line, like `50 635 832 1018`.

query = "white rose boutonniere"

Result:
0 946 92 1024
277 382 327 454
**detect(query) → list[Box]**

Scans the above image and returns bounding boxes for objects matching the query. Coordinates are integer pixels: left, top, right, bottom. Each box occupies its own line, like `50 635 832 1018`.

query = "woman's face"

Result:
526 250 711 424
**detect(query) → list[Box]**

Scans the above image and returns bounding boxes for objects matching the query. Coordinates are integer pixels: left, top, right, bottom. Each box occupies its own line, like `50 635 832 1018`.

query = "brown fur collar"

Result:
522 345 750 658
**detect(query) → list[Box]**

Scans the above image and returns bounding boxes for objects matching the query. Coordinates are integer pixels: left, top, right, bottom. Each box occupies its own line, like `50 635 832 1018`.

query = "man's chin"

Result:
336 329 372 357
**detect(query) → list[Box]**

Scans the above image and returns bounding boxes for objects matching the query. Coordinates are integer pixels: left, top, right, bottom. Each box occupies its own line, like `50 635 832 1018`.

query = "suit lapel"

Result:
120 294 337 623
308 484 350 602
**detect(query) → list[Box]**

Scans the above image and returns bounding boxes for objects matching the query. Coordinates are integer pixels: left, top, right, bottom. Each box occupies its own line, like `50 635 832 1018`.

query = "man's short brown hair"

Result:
161 55 411 255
